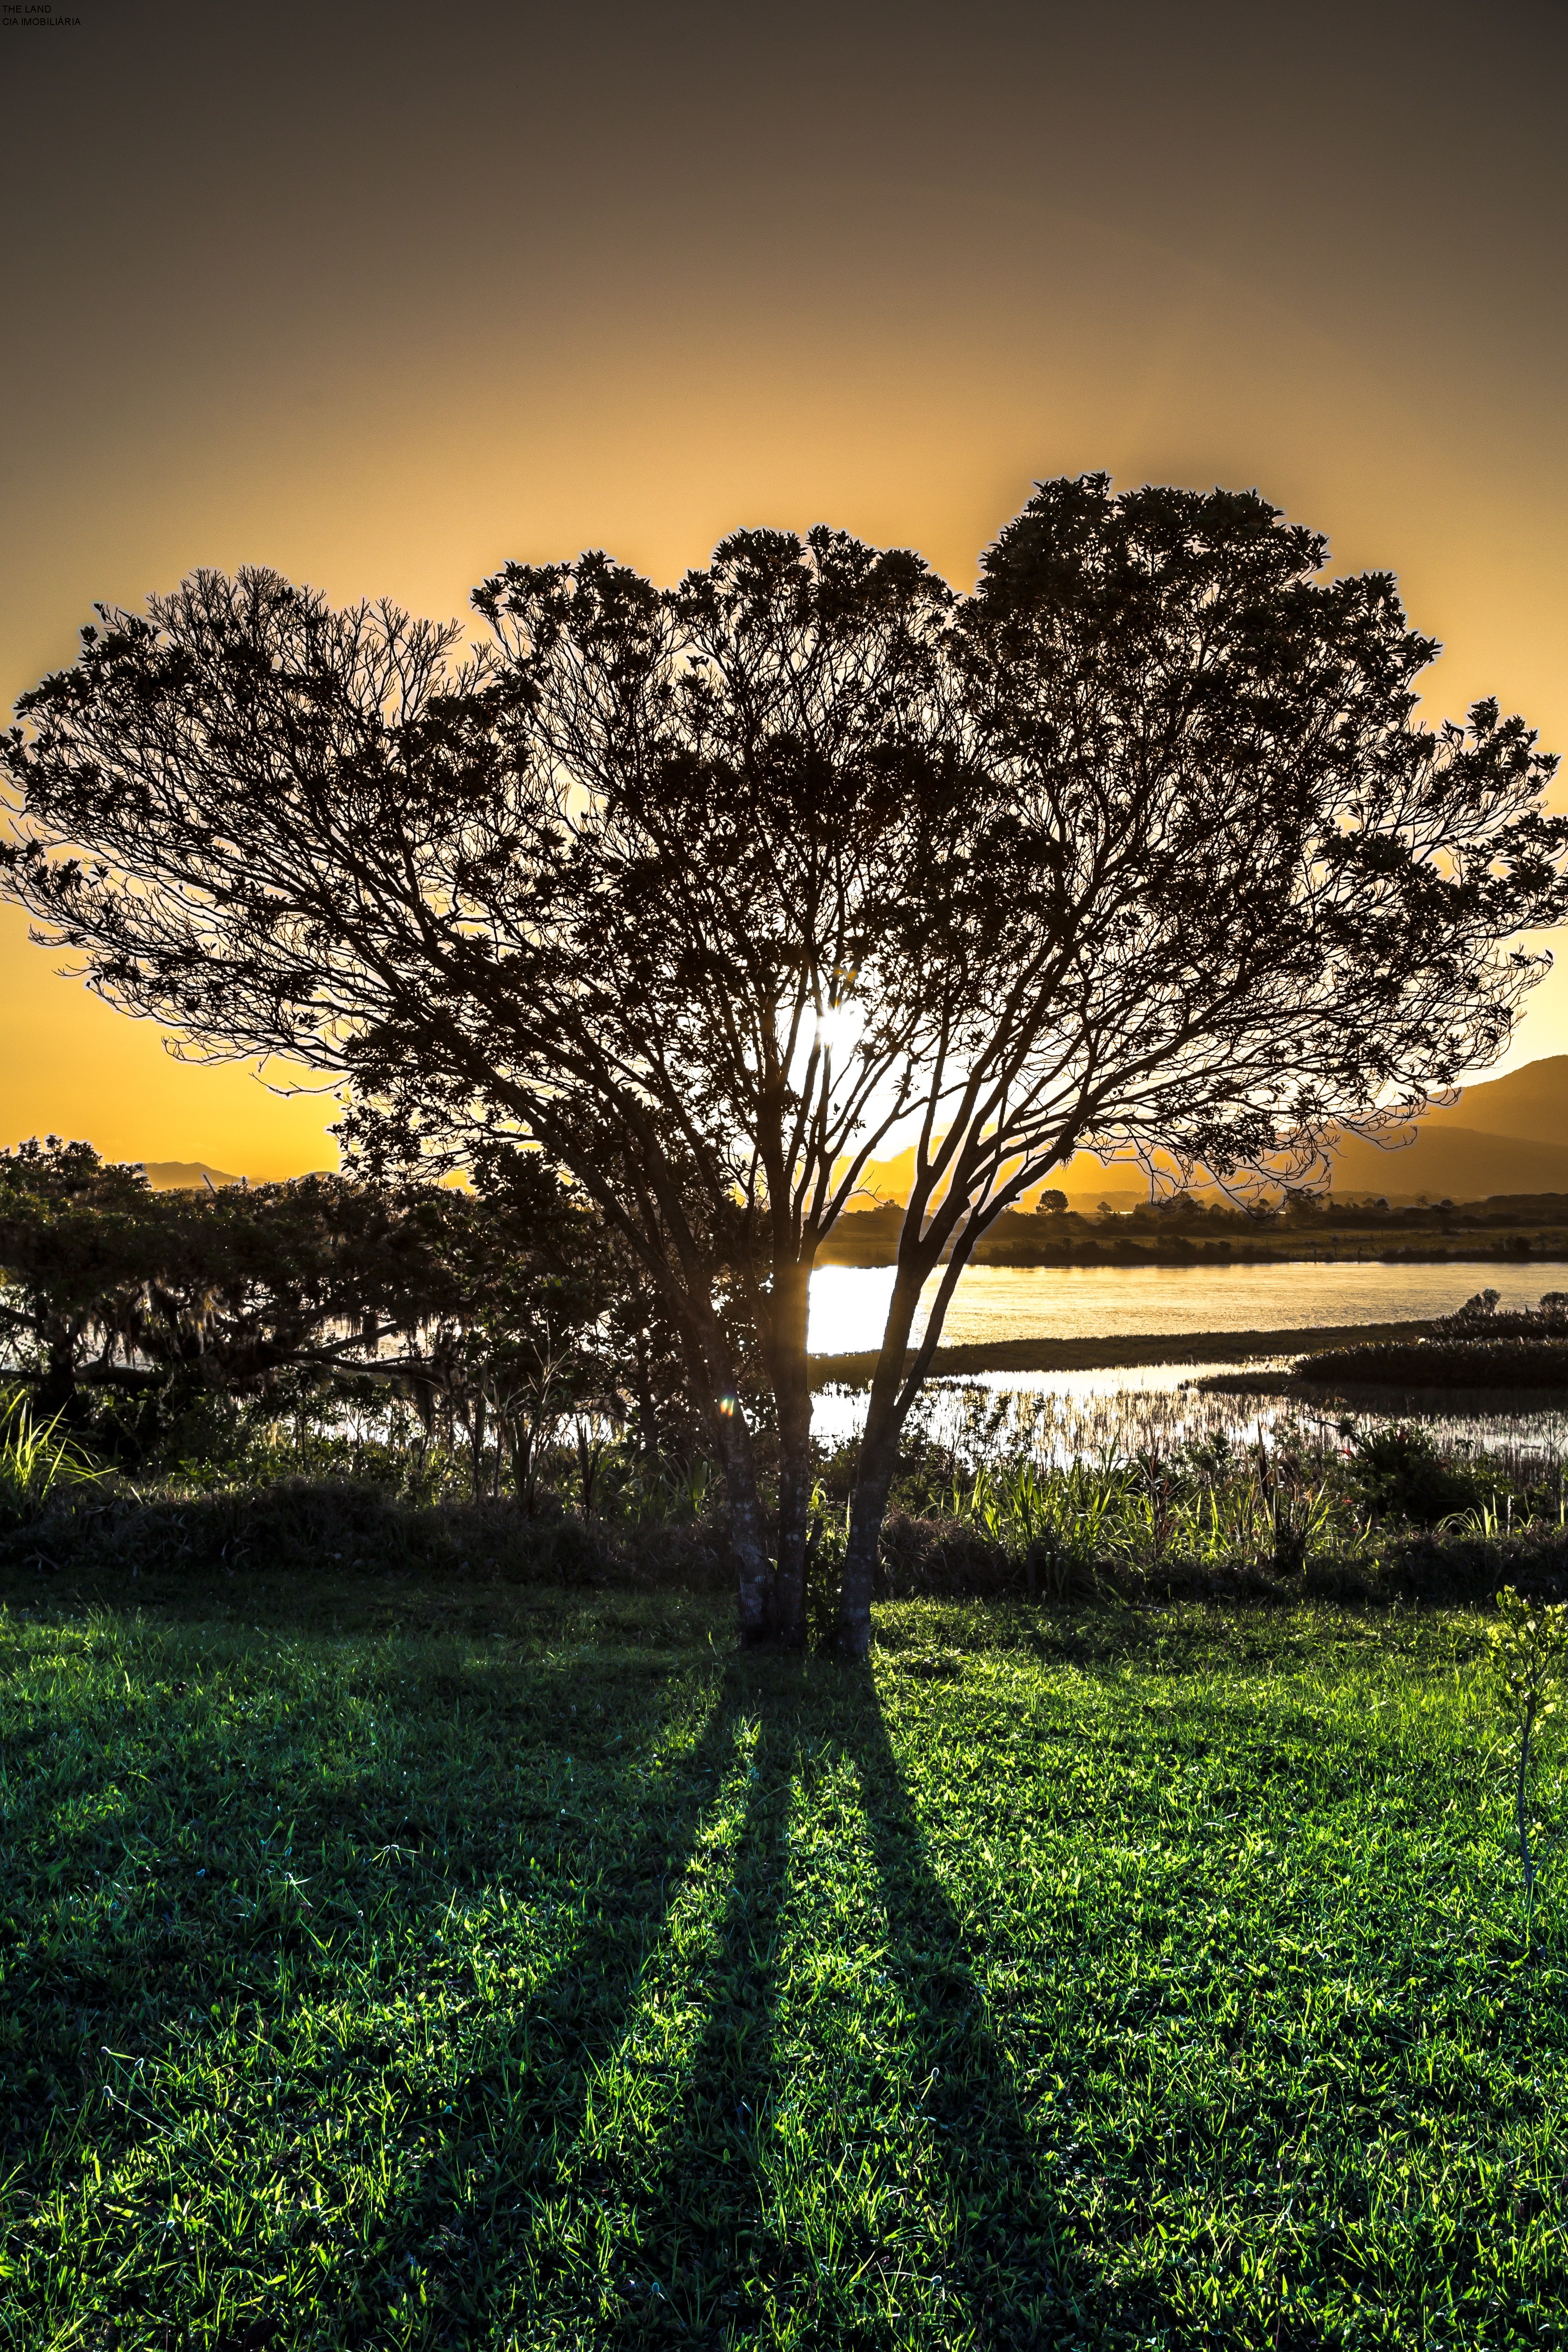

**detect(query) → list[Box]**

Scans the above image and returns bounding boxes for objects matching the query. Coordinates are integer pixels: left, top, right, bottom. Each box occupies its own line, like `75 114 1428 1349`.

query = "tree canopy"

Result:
4 474 1563 1651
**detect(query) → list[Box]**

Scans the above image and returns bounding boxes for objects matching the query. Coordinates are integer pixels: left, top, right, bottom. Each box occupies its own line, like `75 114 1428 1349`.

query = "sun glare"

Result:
814 1002 860 1059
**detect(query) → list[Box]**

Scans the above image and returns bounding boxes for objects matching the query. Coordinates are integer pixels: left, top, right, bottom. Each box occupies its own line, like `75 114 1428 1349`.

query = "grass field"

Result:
1 1565 1565 2349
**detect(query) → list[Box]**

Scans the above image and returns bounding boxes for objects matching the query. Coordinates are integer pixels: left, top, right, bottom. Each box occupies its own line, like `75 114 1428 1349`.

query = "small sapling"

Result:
1485 1585 1568 1953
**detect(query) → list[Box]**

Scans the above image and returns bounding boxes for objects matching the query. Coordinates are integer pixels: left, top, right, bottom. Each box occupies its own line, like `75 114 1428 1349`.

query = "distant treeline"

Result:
819 1193 1568 1269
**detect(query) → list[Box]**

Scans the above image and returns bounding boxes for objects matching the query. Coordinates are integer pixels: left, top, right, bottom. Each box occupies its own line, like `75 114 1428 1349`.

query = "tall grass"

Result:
0 1391 101 1529
918 1414 1568 1595
941 1445 1358 1591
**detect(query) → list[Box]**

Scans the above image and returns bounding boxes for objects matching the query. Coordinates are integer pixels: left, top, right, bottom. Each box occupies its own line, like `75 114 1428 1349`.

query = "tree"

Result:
462 527 967 1634
0 1136 631 1490
0 1144 452 1439
0 1138 169 1418
385 1147 623 1506
4 478 1563 1653
825 477 1568 1645
0 542 957 1640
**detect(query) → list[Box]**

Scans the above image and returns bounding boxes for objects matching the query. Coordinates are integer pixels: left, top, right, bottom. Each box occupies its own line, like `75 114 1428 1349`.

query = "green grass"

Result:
1 1566 1565 2349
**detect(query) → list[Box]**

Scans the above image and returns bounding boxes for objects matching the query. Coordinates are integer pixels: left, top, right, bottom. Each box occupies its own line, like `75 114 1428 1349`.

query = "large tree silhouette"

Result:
4 477 1563 1651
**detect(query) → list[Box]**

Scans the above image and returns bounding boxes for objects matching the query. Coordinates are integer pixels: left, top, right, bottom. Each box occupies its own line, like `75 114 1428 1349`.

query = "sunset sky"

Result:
3 0 1565 1178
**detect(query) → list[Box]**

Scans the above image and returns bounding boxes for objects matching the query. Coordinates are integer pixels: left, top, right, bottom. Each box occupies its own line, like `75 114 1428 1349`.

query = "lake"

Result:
806 1258 1568 1459
806 1258 1557 1357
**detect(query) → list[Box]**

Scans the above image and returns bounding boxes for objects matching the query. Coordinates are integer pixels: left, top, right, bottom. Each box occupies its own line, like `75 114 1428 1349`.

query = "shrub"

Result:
875 1510 1018 1601
1482 1585 1568 1950
1299 1292 1568 1391
1338 1422 1485 1527
1298 1337 1568 1390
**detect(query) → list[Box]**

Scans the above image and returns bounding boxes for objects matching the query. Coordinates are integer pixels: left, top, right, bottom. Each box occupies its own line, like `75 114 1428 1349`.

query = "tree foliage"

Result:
0 1138 168 1418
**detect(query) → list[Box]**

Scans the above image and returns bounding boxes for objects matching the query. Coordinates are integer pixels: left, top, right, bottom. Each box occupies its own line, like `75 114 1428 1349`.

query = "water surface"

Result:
806 1259 1555 1357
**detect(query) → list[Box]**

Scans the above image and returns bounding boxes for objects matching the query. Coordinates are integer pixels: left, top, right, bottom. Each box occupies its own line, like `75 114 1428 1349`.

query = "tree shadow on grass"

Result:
1 1638 754 2348
590 1671 803 2347
9 1632 1077 2346
839 1661 1074 2348
319 1658 759 2344
583 1654 1073 2352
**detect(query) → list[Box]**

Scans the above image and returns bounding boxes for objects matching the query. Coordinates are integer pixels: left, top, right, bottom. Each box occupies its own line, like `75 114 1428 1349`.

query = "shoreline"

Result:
808 1317 1443 1388
819 1242 1568 1272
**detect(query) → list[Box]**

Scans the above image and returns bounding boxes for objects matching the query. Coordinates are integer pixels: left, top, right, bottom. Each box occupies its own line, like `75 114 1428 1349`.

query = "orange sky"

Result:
3 0 1565 1178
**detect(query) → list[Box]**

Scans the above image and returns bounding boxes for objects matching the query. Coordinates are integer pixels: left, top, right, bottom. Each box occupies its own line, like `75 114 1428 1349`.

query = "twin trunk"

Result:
714 1249 935 1660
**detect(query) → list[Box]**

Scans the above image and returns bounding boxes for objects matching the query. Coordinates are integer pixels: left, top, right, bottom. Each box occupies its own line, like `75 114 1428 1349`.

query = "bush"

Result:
1299 1291 1568 1391
1337 1422 1484 1527
0 1472 633 1590
875 1511 1026 1600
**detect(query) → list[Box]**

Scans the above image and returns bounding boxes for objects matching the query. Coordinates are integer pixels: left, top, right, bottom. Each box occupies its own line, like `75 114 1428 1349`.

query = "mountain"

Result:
1326 1123 1568 1202
837 1056 1568 1210
137 1161 248 1190
1327 1056 1568 1200
1417 1055 1568 1147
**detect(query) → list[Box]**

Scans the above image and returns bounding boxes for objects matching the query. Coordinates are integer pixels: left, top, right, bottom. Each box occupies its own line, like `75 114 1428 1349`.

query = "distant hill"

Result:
137 1160 249 1191
1327 1122 1568 1203
1327 1057 1568 1201
1419 1056 1568 1147
134 1163 341 1190
838 1055 1568 1211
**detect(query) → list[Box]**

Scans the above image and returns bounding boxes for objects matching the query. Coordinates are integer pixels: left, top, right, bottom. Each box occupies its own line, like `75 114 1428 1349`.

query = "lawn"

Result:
0 1565 1564 2350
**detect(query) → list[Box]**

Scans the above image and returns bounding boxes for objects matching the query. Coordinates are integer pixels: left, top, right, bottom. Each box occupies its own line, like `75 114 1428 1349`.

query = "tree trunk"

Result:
498 1412 514 1495
466 1391 487 1497
668 1307 774 1643
835 1260 931 1657
575 1417 607 1519
632 1328 658 1461
837 1410 903 1660
834 1163 1039 1654
508 1416 537 1513
708 1401 773 1643
34 1325 79 1423
767 1258 814 1649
